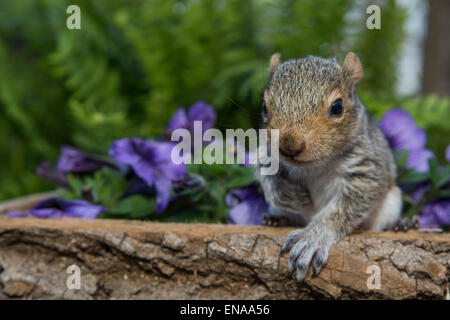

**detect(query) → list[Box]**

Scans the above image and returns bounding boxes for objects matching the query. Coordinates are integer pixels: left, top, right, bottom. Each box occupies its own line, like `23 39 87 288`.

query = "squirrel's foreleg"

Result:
282 169 381 282
258 166 312 216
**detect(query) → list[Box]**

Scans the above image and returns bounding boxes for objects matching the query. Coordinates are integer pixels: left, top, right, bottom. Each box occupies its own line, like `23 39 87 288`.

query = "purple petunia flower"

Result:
7 211 30 218
35 160 69 188
36 147 119 188
226 186 269 225
419 200 450 229
57 146 117 174
108 138 186 213
7 198 105 219
165 101 217 136
378 109 434 172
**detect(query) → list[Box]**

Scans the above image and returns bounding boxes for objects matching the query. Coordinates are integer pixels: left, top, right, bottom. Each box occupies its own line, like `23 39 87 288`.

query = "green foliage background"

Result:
0 0 448 201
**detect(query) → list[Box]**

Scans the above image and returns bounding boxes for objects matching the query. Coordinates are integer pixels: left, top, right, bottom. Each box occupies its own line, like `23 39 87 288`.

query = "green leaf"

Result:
434 166 450 189
224 165 256 189
435 189 450 199
66 174 85 198
393 149 409 169
208 181 224 204
397 169 428 185
427 157 449 189
429 157 439 180
111 195 156 219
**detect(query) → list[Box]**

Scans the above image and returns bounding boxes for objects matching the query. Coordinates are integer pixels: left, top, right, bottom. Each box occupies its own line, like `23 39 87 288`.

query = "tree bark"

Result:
422 0 450 96
0 218 448 299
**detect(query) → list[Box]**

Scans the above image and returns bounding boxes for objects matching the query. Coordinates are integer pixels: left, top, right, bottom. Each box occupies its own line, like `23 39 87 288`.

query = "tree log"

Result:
0 190 62 216
0 218 448 299
422 0 450 96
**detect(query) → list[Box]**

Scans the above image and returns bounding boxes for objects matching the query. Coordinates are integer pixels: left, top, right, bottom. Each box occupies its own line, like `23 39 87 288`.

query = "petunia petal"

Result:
130 158 156 187
33 198 104 219
419 200 450 229
419 212 438 229
153 177 172 213
7 198 104 220
226 186 269 226
57 146 115 173
433 201 450 226
166 108 189 133
56 199 105 219
228 198 268 226
6 211 29 218
36 161 69 188
109 138 155 185
378 109 427 152
109 138 148 165
225 188 252 207
407 149 435 172
109 138 186 213
30 208 65 218
187 101 217 132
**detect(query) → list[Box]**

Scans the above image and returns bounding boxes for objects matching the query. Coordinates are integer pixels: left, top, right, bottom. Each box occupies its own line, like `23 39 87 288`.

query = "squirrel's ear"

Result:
269 53 281 74
342 52 363 85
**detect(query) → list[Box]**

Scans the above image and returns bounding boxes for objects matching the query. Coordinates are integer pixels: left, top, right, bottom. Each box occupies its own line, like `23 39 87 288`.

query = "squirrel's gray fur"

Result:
257 52 402 282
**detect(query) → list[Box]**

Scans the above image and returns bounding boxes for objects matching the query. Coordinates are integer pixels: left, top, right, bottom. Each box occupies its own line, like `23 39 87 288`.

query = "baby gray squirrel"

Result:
257 52 418 282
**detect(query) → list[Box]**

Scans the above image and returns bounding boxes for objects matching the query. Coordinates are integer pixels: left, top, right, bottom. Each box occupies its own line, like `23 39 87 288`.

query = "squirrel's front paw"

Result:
281 227 334 282
262 214 291 227
390 215 420 232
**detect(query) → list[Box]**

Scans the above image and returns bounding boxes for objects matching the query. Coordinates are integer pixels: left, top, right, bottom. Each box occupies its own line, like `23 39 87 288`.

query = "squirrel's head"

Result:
262 52 363 166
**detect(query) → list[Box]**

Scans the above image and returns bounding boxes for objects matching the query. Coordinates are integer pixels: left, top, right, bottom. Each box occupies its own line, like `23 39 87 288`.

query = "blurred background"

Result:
0 0 449 201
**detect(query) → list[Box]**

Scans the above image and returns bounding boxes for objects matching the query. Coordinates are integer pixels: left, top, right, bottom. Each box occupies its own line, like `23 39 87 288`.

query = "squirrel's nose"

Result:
279 140 306 158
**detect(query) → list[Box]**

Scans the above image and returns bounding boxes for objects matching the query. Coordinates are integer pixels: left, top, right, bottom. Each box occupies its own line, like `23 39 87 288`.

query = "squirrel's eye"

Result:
262 101 269 117
329 98 343 117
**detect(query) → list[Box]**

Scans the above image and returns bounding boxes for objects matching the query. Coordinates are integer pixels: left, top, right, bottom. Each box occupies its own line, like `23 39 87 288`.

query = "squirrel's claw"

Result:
281 229 304 253
312 247 329 276
391 215 420 232
293 244 315 282
285 227 332 282
263 214 292 227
